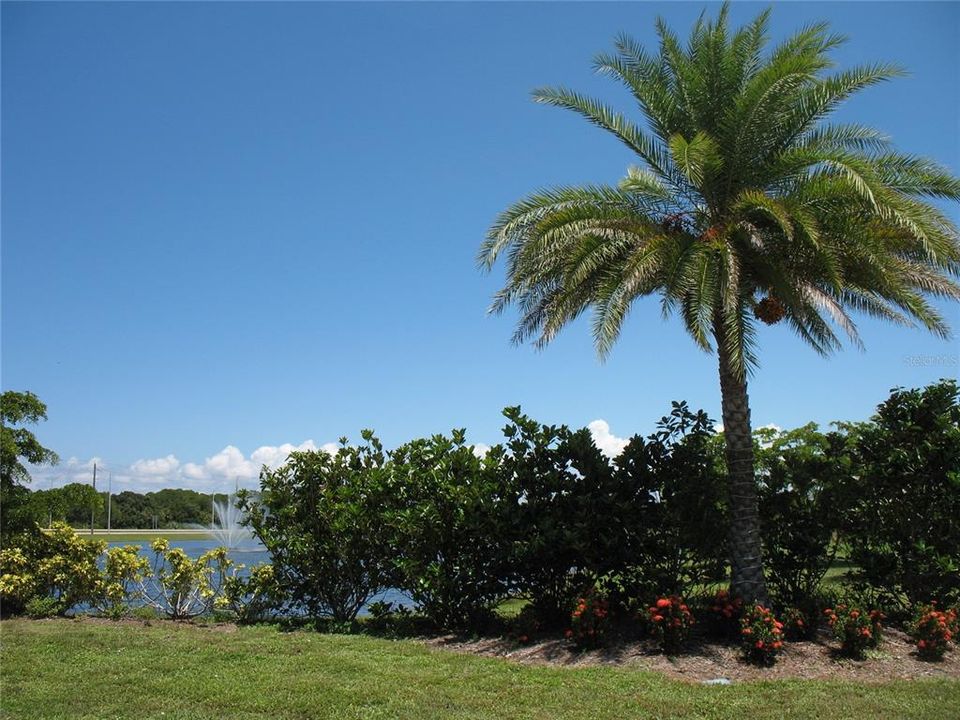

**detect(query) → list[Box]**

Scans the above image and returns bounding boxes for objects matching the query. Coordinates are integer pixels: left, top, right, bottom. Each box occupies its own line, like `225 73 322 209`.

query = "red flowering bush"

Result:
646 595 695 653
510 604 541 645
868 609 885 648
911 603 958 660
824 604 878 658
781 606 815 641
706 589 743 638
567 593 610 649
740 604 784 665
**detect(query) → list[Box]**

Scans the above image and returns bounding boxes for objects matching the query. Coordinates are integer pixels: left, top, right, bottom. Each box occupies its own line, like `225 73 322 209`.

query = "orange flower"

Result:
656 598 671 609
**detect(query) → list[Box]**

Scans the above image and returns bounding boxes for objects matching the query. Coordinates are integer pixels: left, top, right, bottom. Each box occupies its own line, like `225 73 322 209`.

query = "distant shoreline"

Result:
64 529 214 542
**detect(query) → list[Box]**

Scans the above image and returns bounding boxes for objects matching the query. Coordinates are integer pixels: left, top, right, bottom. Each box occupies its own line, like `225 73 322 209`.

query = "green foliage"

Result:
480 4 960 372
387 430 510 631
496 407 644 626
240 433 395 622
645 595 695 654
221 563 284 624
23 596 61 619
141 538 231 619
910 603 957 660
615 402 728 601
567 591 611 649
57 483 104 527
740 604 785 665
841 379 960 607
0 523 104 616
705 589 744 639
824 604 878 658
755 424 848 606
1 390 59 540
96 544 150 618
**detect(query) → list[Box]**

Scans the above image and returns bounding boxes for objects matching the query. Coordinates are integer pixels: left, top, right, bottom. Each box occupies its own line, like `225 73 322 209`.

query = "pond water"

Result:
107 537 412 614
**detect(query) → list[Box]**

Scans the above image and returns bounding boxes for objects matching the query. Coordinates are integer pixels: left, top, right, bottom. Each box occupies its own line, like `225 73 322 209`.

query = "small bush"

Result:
911 603 958 660
141 539 231 619
0 523 105 616
646 595 694 654
240 434 396 623
567 592 610 649
96 544 150 618
841 380 960 608
24 596 61 618
741 605 784 665
824 604 877 658
705 589 743 638
510 604 541 645
220 563 284 624
781 606 816 641
388 431 511 632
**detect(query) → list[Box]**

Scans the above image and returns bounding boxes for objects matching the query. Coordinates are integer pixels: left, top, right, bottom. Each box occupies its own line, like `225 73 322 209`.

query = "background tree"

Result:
1 391 59 540
840 379 960 609
479 4 960 601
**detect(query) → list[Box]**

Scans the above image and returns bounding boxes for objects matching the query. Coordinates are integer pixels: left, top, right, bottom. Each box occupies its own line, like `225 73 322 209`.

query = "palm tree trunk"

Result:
716 332 768 605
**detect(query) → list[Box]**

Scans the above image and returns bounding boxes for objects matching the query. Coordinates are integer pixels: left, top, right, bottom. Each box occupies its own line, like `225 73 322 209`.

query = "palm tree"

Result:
478 4 960 602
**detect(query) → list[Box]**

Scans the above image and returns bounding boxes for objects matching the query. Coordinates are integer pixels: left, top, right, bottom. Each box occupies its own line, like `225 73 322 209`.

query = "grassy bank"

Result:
2 619 958 720
66 529 214 542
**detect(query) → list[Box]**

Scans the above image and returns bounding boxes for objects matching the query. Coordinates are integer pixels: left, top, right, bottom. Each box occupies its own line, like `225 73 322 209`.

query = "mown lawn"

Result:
2 620 958 720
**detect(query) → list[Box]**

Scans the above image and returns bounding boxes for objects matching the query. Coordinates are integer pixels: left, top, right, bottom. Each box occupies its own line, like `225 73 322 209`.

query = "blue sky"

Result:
2 1 958 493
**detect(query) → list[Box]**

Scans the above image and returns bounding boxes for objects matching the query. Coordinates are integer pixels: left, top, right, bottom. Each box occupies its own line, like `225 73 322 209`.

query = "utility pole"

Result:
90 463 97 536
106 472 113 532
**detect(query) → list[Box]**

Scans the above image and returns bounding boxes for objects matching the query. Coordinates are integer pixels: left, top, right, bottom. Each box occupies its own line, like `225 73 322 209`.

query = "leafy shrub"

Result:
240 433 396 622
615 404 728 600
780 606 811 641
24 596 61 618
741 605 784 665
568 592 611 649
0 523 105 616
362 601 426 638
755 424 847 607
96 544 150 618
824 604 877 658
221 564 284 624
387 430 510 631
705 588 743 638
140 539 231 619
0 546 35 614
497 408 636 628
510 604 541 645
911 603 958 660
841 380 960 608
646 595 694 654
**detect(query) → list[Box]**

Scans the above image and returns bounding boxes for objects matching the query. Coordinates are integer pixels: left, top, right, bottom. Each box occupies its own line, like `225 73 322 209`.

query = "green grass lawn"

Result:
2 619 957 720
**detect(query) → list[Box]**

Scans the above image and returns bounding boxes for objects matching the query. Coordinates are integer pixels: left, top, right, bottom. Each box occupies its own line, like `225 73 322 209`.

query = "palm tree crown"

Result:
479 5 960 379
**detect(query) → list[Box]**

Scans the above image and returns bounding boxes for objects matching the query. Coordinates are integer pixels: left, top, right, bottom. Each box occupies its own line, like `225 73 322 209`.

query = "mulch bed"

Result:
427 627 960 683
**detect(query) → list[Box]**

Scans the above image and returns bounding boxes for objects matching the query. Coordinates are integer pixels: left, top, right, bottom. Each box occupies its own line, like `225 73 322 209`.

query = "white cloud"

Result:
27 440 333 494
130 455 180 477
471 443 491 458
250 440 319 469
588 419 629 458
